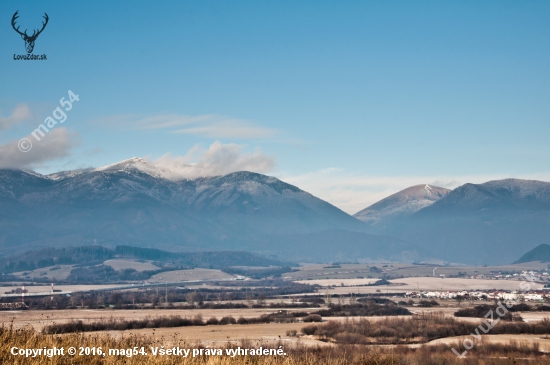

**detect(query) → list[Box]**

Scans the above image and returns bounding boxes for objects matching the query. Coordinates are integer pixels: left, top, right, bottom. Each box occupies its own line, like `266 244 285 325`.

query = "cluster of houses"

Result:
404 271 550 302
405 290 546 301
469 270 550 281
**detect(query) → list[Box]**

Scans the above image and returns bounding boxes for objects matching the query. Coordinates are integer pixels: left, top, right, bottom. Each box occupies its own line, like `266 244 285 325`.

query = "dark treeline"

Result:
43 310 318 334
313 301 412 317
301 313 550 345
417 299 440 307
454 303 550 320
0 245 294 277
1 246 113 272
43 315 208 334
13 281 319 310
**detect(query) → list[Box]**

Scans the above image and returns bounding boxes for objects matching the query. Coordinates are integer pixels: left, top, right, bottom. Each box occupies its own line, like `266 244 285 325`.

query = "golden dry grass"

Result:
2 324 550 364
104 260 160 272
316 276 544 294
0 308 318 331
427 334 550 351
146 269 235 283
12 265 75 281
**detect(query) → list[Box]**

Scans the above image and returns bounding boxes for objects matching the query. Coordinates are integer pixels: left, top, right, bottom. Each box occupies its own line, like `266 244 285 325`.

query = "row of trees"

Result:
7 280 318 310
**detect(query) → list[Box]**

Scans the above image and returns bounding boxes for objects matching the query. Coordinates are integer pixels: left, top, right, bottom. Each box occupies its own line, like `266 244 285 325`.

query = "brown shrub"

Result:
206 316 219 325
303 314 322 322
219 316 236 325
301 324 318 335
237 317 248 324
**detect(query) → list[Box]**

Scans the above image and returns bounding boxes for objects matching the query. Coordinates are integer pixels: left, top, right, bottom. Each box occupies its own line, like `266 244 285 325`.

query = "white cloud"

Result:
96 113 278 139
173 119 277 139
150 141 275 180
0 128 80 169
280 169 550 214
0 104 32 131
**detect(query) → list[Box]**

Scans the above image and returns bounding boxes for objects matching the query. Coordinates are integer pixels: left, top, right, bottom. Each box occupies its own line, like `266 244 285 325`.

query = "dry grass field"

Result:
296 278 378 286
520 312 550 322
309 276 543 294
98 322 319 347
3 324 548 365
384 262 549 277
147 269 236 283
286 264 383 280
0 308 321 331
0 305 494 345
1 319 550 364
0 284 125 296
427 334 550 351
12 265 75 281
1 304 550 364
104 260 160 272
288 262 549 281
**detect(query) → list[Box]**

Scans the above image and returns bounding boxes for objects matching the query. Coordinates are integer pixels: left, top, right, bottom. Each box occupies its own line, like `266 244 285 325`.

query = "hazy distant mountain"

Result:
354 184 450 226
514 244 550 264
420 179 550 212
7 159 547 265
0 158 421 262
375 179 550 265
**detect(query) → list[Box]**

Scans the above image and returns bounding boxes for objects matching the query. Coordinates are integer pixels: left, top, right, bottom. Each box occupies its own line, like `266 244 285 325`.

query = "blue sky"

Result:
1 1 549 213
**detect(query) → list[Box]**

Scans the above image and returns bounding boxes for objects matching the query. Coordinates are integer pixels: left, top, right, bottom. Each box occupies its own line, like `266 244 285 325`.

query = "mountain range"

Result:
1 158 549 265
356 179 550 265
0 158 418 263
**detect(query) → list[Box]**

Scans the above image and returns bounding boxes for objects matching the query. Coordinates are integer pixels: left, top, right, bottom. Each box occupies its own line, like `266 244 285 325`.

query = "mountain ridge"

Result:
514 244 550 264
354 184 450 225
369 179 550 265
4 158 550 265
0 160 421 262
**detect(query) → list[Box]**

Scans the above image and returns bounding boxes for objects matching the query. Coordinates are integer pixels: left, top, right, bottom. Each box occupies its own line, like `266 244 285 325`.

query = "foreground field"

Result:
2 304 550 364
1 324 550 365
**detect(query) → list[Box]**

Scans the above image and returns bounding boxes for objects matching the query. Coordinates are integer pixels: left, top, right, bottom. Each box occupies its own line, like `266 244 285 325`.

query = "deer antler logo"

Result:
11 11 49 54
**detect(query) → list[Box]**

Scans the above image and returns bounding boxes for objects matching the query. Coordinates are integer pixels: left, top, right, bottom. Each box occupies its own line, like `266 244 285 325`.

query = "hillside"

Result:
515 244 550 264
354 184 449 226
0 245 292 278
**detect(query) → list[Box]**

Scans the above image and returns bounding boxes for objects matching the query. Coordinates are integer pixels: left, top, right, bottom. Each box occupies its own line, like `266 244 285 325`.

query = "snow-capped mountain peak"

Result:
424 184 434 195
94 157 177 179
354 184 450 225
46 157 164 181
97 157 153 172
